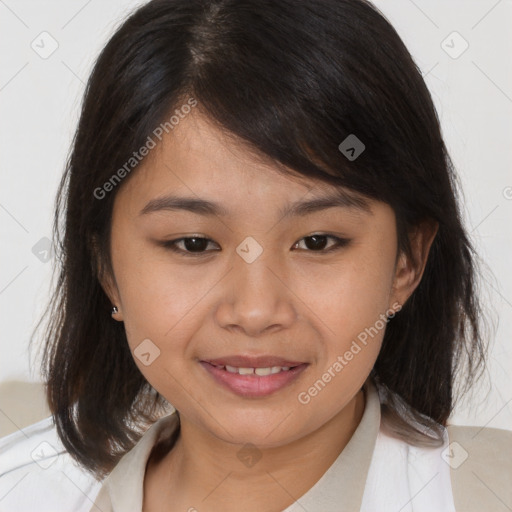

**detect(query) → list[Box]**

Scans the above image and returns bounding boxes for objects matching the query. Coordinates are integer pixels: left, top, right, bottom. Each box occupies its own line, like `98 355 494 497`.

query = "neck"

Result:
144 389 366 512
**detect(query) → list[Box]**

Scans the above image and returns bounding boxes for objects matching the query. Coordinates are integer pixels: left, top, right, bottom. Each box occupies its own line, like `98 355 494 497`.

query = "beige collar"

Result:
91 377 381 511
281 377 381 511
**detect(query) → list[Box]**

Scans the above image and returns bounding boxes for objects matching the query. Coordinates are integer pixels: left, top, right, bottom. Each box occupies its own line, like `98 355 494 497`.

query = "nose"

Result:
214 250 297 337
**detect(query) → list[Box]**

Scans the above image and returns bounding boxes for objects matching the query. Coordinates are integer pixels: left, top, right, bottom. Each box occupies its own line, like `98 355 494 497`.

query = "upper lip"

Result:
202 356 306 368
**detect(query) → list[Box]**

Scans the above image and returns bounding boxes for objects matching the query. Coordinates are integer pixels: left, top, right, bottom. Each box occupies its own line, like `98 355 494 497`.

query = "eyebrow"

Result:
139 190 371 218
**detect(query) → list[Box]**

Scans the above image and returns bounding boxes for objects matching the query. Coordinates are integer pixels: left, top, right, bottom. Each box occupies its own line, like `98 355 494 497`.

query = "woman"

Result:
1 0 510 510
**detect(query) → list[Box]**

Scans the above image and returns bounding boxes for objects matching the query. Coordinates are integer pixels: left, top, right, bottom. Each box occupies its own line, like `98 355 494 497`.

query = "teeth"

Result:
223 365 294 376
255 367 272 376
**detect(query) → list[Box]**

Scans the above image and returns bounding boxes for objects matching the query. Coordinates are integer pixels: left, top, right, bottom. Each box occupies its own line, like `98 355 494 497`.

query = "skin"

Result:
99 108 437 512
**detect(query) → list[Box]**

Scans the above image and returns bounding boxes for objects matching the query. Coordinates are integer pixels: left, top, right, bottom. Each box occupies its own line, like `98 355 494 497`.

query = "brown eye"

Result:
160 234 350 257
292 234 350 252
161 237 219 255
303 235 329 250
181 237 210 252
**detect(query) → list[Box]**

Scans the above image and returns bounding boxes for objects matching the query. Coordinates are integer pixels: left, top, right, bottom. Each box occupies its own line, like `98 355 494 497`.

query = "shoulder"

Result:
0 416 103 512
446 425 512 512
446 424 512 468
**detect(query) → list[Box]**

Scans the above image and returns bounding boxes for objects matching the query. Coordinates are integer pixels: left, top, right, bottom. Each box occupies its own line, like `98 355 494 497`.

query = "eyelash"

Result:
159 234 351 257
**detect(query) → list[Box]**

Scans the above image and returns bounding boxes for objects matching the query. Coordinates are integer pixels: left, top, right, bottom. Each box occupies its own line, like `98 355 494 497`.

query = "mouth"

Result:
199 357 309 398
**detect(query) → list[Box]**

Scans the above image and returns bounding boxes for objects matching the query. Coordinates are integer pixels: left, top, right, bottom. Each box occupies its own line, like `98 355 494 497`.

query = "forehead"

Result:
113 109 376 222
143 110 312 191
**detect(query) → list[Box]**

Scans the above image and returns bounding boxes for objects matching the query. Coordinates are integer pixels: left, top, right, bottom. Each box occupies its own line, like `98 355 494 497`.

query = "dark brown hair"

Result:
32 0 488 478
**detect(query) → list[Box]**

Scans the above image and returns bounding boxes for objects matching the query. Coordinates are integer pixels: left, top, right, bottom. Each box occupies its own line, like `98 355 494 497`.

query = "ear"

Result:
390 219 439 308
91 234 124 321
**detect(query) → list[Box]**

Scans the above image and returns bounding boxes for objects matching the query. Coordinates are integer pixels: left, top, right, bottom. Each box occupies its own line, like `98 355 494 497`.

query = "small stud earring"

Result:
111 305 119 315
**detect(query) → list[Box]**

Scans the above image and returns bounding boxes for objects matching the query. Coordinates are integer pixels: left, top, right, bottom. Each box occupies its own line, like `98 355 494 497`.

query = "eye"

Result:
159 234 350 257
292 234 350 252
160 236 219 255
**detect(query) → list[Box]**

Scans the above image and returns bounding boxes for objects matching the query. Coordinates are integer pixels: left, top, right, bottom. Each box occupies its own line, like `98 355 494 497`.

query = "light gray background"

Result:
1 0 511 430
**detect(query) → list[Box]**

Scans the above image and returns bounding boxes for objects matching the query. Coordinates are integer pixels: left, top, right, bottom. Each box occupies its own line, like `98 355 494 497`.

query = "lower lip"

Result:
199 361 308 398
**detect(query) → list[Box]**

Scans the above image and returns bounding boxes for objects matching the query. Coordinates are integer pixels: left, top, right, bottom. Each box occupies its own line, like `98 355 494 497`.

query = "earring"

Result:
111 305 119 315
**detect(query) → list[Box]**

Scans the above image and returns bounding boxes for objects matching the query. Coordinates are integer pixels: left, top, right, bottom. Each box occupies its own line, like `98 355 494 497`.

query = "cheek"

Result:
117 270 208 351
112 258 206 393
303 245 396 382
293 248 395 418
307 249 395 334
110 235 206 353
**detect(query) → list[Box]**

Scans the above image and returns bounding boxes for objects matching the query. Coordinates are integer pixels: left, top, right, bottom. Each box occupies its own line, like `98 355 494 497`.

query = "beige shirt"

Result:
93 379 382 511
1 378 510 511
91 381 380 512
88 377 512 512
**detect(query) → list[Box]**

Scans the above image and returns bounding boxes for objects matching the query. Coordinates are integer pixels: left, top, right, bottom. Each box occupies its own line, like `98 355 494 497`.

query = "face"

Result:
103 109 418 448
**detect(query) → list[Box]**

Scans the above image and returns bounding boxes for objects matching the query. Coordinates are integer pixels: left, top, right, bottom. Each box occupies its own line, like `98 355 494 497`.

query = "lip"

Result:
203 355 306 368
199 360 309 398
